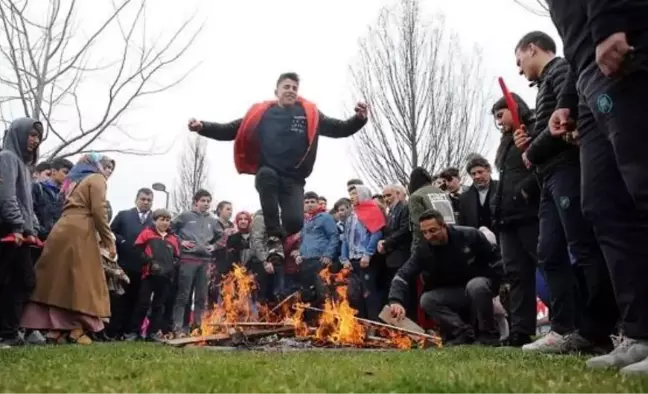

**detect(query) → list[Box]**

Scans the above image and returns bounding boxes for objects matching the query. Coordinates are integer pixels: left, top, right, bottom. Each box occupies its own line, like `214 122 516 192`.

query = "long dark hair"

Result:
491 93 535 170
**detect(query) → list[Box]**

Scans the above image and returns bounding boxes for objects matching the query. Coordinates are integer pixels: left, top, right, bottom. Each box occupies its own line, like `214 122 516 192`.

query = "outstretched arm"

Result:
191 119 242 141
318 111 367 138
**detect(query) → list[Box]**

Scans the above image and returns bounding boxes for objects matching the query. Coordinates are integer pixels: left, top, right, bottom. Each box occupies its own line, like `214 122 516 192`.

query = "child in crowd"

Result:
128 209 179 341
226 211 253 268
340 185 385 321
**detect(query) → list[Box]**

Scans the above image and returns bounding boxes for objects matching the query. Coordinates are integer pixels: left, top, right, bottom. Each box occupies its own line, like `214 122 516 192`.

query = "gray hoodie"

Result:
172 209 221 260
0 118 41 235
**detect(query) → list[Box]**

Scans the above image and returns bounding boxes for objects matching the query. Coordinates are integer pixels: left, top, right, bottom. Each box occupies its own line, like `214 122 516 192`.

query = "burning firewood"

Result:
299 305 442 347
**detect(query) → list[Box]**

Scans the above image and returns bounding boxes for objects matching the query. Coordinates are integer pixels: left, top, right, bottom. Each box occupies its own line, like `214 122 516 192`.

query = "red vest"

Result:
233 98 319 175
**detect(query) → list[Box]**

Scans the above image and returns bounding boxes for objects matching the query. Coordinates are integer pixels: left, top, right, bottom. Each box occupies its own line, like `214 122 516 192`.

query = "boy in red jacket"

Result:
127 209 180 341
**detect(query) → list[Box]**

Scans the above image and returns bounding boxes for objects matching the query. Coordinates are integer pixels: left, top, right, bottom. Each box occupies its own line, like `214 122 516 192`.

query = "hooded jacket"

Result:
0 118 41 236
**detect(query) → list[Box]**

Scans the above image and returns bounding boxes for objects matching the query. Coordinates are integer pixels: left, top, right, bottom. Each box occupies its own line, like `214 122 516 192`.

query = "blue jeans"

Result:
347 260 381 321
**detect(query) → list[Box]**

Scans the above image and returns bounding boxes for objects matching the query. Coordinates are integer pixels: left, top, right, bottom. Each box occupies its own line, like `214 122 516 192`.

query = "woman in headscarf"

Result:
21 153 116 345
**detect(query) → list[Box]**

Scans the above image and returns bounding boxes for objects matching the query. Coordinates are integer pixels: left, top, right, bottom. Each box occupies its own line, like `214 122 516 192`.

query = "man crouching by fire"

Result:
387 209 503 347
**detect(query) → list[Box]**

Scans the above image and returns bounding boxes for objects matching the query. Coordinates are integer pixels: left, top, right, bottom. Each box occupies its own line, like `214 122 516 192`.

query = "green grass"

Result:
1 343 648 392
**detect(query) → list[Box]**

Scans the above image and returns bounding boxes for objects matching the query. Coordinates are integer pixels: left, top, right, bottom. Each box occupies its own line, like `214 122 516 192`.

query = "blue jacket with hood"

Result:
0 118 41 236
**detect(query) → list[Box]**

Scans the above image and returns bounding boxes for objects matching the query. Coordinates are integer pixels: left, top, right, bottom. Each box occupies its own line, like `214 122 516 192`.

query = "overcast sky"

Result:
20 0 560 213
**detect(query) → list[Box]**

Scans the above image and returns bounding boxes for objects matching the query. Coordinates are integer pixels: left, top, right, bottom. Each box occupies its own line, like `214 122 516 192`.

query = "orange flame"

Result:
196 264 428 349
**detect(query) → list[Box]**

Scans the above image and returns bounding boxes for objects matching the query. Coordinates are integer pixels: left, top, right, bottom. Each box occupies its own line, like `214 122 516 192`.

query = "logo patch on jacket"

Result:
596 94 613 114
291 116 306 134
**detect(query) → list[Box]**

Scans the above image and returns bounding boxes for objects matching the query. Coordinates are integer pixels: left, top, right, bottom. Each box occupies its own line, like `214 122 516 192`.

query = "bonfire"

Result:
176 264 440 350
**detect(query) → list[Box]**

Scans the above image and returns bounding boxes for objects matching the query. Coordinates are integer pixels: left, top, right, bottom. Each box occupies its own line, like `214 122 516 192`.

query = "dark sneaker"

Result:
587 337 648 370
123 332 139 342
445 331 476 347
502 333 533 347
560 332 613 355
476 334 502 347
0 334 25 347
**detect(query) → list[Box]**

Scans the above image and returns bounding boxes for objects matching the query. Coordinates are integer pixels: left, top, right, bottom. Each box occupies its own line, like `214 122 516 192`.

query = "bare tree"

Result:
0 0 202 159
350 0 491 188
171 134 210 213
513 0 549 16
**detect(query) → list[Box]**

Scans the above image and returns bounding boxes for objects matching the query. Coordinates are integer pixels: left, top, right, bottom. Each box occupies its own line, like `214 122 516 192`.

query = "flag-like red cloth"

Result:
354 201 386 233
1 234 43 247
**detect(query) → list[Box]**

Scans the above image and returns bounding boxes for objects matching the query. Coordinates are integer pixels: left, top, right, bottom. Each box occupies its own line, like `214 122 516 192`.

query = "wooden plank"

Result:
164 333 230 347
209 322 290 328
378 306 426 334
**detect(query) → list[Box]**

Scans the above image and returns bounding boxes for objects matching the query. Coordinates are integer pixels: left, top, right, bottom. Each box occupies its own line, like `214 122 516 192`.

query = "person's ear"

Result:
274 89 279 98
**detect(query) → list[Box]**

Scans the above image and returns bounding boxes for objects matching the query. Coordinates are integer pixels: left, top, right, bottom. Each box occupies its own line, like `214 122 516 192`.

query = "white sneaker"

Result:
587 337 648 370
522 331 567 353
25 330 46 345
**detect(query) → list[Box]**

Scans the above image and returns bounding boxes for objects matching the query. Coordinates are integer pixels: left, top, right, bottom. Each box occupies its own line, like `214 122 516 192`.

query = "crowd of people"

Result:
1 2 648 376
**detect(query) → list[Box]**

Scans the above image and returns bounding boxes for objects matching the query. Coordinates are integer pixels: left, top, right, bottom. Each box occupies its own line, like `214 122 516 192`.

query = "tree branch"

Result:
350 0 490 189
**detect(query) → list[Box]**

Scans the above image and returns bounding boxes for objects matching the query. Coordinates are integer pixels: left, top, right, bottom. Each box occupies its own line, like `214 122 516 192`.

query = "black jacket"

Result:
525 57 579 175
32 180 64 240
548 0 648 112
388 226 502 306
111 208 155 272
198 110 367 180
492 133 540 229
458 181 498 231
382 201 412 268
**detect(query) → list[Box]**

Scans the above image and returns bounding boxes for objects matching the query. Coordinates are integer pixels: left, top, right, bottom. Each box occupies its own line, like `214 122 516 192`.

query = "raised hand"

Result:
354 102 368 120
188 118 203 132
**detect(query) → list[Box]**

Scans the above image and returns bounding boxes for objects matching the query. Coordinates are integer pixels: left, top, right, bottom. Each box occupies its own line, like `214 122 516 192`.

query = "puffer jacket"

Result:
525 57 579 176
492 132 540 229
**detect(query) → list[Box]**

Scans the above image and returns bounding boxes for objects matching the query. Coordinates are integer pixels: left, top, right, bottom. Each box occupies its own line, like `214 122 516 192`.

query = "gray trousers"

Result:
172 262 208 331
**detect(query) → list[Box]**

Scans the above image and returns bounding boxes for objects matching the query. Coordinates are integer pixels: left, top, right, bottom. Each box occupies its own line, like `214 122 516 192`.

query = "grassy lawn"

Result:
1 343 648 392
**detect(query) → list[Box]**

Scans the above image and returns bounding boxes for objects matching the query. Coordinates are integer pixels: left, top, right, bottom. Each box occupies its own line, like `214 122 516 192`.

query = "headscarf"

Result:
61 152 115 197
353 185 386 233
235 211 252 233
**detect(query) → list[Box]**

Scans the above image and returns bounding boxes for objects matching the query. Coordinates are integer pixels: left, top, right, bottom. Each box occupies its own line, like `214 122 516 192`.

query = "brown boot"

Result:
45 330 66 345
69 328 93 345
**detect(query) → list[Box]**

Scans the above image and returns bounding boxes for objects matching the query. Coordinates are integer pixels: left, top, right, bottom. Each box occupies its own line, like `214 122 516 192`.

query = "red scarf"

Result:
354 200 386 233
305 206 327 221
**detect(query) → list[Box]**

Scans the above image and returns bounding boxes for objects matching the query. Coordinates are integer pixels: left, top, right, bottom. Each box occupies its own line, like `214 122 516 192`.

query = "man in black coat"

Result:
107 188 154 339
377 184 413 316
458 156 498 233
546 0 648 374
387 209 502 347
513 30 618 355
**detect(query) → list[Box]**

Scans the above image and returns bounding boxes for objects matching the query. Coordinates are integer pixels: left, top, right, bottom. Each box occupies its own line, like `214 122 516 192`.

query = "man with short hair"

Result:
32 161 50 182
387 209 502 346
292 191 338 305
171 189 221 335
188 72 368 263
458 156 498 232
513 31 618 355
378 184 412 315
107 188 155 339
546 0 648 373
32 157 73 240
318 196 327 211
